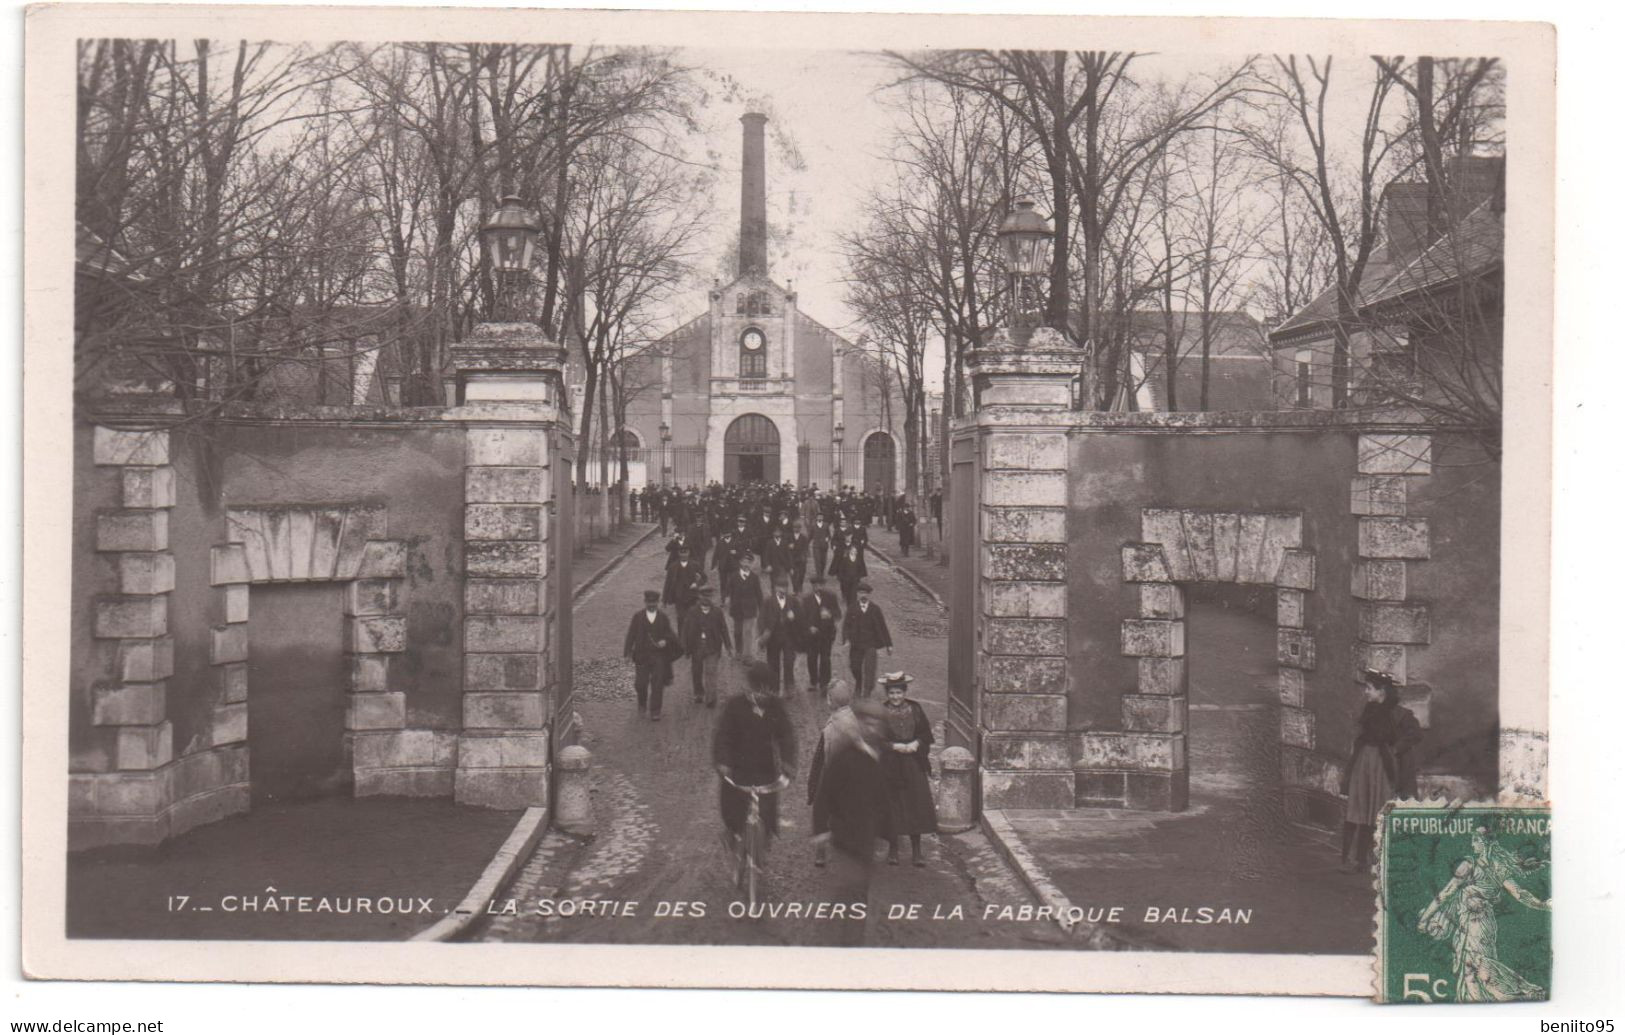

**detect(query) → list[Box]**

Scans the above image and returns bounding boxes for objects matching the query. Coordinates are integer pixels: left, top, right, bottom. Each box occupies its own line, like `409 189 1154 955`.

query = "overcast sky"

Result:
661 48 1389 389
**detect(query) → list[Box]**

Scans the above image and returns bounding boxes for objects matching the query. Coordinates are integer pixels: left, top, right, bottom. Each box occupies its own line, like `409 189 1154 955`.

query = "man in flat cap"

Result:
663 545 703 613
757 574 800 694
681 585 732 707
722 550 763 664
624 589 678 720
841 580 892 698
799 570 843 694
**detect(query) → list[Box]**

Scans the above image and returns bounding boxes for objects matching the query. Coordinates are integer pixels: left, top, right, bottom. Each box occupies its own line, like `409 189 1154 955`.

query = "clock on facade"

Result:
741 328 765 351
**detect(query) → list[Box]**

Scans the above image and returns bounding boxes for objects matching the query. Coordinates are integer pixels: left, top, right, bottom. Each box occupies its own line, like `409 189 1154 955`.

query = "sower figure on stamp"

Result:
624 589 679 720
681 586 732 707
799 571 842 694
1417 824 1551 1002
841 580 892 699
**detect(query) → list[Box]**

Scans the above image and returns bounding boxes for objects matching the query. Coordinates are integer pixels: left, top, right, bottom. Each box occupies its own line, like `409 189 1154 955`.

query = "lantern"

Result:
997 200 1053 276
480 195 540 273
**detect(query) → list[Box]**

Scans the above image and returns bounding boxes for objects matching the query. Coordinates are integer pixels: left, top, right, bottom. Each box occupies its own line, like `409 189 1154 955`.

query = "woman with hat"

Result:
1340 669 1422 872
878 672 937 867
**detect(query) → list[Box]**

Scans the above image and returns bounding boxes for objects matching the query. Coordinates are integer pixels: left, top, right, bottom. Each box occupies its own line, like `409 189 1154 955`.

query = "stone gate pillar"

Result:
965 327 1082 810
448 322 571 810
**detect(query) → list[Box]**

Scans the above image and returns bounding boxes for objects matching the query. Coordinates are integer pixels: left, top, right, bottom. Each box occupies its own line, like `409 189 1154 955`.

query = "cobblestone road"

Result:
476 527 1067 949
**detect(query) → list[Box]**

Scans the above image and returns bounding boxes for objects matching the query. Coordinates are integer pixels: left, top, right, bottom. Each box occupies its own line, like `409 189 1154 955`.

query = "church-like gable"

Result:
602 112 906 494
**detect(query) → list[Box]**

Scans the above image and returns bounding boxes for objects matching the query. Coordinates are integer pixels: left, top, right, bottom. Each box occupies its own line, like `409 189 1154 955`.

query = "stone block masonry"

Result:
1099 507 1310 812
963 327 1084 810
72 428 248 848
1283 432 1440 825
449 329 572 812
455 430 556 809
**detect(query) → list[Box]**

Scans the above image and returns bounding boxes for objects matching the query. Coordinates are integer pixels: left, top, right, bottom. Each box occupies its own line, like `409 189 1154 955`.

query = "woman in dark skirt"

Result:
878 672 937 866
1340 669 1420 872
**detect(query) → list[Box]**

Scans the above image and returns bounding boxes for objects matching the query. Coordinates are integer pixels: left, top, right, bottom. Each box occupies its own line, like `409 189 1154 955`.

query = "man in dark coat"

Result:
722 551 763 664
662 547 703 611
895 502 918 556
810 698 892 944
788 521 810 594
681 587 732 706
687 513 711 570
799 571 843 693
665 528 692 571
762 527 794 588
841 581 892 698
713 517 748 579
757 575 800 694
808 512 831 580
713 661 797 849
623 589 678 719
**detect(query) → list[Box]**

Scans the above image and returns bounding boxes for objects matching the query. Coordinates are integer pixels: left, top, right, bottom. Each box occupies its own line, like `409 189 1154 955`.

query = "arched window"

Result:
739 327 767 380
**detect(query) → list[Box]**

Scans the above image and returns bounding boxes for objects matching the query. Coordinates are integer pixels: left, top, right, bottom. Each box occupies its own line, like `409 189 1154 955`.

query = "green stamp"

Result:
1377 803 1552 1003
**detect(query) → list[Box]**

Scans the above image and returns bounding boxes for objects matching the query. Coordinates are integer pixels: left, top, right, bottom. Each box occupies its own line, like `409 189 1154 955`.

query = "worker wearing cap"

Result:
681 586 732 707
624 589 678 720
841 580 892 698
757 574 800 694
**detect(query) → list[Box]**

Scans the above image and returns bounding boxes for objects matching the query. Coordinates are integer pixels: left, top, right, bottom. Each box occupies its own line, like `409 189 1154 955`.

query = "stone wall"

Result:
70 331 573 849
953 361 1503 824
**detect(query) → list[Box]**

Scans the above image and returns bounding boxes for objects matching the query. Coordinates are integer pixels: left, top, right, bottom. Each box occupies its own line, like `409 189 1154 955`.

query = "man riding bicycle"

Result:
713 660 798 861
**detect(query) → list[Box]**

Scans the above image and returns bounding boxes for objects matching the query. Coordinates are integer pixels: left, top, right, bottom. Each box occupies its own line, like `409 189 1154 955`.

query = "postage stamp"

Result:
1376 803 1552 1004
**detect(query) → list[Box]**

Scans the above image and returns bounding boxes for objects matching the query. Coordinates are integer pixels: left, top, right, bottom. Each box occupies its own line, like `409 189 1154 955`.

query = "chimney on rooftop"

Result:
739 112 768 278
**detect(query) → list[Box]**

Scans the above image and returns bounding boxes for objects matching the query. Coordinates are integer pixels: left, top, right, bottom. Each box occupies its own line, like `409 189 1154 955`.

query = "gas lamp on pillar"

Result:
480 195 541 323
659 422 672 485
996 199 1055 341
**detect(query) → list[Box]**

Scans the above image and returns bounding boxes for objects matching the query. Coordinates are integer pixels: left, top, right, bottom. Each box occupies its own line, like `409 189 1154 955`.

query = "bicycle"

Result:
720 772 791 910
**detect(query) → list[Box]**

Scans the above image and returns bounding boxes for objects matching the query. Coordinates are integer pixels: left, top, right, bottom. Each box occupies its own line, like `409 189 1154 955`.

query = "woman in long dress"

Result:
1417 826 1551 1001
1340 670 1418 872
878 672 937 866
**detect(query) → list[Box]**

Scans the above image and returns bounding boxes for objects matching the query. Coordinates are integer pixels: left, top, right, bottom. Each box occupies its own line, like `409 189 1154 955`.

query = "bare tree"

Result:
1243 56 1411 408
885 50 1253 408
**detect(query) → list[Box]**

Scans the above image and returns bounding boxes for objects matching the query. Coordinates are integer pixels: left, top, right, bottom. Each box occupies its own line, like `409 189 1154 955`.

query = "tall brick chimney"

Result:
739 112 768 278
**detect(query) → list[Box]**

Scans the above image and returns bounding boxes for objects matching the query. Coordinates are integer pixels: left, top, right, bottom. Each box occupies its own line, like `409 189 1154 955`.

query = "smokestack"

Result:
739 112 768 278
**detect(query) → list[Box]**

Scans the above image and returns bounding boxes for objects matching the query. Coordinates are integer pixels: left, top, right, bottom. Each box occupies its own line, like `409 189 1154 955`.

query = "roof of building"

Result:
1121 309 1267 356
1358 200 1503 311
1266 243 1401 347
1269 159 1505 349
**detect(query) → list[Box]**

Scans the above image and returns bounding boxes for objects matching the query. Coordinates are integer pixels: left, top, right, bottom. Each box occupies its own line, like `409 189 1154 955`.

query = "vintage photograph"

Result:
24 6 1554 994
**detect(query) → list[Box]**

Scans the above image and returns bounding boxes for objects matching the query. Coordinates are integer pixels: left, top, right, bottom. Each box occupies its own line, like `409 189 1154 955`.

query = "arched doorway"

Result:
724 414 779 484
863 431 896 496
609 427 647 488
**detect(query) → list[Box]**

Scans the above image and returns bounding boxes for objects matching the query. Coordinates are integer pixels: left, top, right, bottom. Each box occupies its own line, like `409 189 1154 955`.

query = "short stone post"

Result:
936 746 976 833
554 744 594 836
